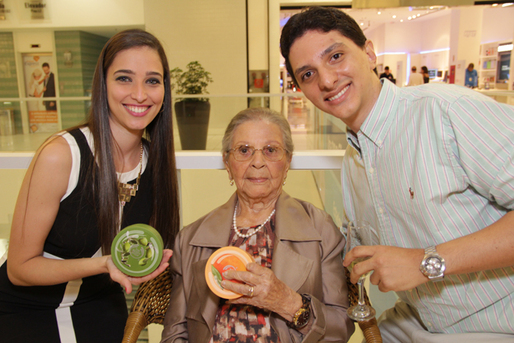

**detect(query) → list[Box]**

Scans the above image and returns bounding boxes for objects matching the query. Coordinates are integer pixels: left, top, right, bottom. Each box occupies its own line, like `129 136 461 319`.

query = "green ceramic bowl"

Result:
111 223 163 277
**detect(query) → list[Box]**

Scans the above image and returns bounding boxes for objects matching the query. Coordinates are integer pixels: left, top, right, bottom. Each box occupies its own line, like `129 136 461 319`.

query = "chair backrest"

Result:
122 268 173 343
123 266 382 342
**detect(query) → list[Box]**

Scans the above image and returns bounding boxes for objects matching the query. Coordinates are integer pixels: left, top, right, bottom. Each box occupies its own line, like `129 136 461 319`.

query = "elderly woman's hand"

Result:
220 262 303 321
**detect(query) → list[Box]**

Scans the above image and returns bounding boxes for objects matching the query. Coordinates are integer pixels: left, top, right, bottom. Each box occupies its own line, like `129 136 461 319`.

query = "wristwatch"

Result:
288 294 311 329
419 246 446 281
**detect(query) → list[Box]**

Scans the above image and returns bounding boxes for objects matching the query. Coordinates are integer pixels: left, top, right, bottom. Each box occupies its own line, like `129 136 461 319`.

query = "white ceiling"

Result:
280 5 451 32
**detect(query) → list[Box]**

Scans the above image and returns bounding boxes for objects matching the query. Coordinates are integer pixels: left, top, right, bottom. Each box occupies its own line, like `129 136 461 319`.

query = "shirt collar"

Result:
357 79 398 149
346 128 361 155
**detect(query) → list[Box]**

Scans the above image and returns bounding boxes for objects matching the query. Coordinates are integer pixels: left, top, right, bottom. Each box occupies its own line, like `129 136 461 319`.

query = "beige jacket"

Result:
161 192 354 343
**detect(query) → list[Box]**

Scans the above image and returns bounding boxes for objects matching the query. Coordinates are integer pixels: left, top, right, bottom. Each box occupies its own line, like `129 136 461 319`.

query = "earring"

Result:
282 178 287 186
230 179 234 186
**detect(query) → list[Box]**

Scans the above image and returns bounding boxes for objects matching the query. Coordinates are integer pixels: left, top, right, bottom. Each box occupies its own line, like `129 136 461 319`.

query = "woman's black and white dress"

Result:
0 127 153 343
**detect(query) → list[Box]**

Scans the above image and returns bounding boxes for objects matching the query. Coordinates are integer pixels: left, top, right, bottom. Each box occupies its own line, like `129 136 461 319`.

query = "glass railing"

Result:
0 93 351 152
2 89 513 152
0 93 348 237
2 89 514 229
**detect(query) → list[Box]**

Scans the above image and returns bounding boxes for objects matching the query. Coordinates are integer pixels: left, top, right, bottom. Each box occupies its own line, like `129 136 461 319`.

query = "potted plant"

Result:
170 61 213 150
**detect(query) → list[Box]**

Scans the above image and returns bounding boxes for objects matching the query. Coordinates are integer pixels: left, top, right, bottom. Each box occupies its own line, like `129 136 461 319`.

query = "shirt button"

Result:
377 140 382 145
369 168 374 174
379 208 384 214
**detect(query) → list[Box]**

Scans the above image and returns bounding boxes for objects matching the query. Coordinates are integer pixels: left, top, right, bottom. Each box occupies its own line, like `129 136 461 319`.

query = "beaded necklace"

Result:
232 202 275 239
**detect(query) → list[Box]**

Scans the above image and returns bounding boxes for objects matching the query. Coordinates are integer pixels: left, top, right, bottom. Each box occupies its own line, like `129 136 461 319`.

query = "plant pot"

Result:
174 100 210 150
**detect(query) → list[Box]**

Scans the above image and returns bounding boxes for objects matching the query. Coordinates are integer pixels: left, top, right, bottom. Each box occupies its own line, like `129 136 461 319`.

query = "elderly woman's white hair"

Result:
222 107 294 161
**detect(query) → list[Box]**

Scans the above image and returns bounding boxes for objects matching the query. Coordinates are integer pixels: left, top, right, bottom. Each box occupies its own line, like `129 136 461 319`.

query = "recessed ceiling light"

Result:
400 19 404 22
502 2 513 7
378 11 381 15
392 15 396 18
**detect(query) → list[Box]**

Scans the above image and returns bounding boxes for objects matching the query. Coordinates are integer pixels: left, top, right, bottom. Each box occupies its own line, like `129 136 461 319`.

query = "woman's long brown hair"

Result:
88 29 179 253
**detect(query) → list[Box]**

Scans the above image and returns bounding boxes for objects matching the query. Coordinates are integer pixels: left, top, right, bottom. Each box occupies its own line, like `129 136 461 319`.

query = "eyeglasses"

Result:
228 144 288 162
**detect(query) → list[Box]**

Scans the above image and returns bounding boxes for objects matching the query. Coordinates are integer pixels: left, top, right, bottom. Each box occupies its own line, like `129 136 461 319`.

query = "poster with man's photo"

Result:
23 53 58 133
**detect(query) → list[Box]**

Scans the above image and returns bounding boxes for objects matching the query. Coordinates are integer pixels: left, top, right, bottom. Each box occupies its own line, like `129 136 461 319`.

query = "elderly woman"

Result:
161 108 354 343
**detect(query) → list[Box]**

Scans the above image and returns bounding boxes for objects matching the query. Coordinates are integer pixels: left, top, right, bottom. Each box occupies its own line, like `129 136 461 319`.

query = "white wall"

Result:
482 6 514 43
0 0 144 32
144 0 247 96
248 0 269 71
143 0 248 138
420 13 451 51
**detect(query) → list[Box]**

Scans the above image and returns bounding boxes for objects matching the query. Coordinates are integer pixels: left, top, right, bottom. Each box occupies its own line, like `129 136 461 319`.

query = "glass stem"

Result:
357 276 366 306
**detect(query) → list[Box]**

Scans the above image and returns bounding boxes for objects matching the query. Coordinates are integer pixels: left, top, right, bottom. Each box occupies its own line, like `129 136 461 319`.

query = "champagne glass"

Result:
345 220 378 321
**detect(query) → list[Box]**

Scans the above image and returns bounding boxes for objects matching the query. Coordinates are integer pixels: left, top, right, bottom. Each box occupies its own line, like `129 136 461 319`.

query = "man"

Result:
465 63 478 88
379 66 395 84
41 62 56 110
407 66 423 86
281 6 514 342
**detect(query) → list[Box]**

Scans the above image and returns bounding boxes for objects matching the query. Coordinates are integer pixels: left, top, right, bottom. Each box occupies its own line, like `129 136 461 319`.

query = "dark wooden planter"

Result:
174 101 210 150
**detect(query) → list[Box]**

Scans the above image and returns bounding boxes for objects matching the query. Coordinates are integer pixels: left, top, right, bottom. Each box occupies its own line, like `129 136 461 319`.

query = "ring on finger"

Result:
248 286 254 297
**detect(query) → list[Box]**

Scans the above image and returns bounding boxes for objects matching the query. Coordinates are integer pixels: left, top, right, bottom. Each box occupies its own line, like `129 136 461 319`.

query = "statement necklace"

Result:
232 202 276 239
118 143 143 207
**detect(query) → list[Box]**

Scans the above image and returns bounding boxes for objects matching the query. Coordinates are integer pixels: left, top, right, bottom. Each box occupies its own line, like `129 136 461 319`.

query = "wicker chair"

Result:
122 267 382 343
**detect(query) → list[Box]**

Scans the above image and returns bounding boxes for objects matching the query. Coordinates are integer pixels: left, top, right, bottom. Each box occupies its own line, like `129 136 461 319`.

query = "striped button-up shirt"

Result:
341 79 514 334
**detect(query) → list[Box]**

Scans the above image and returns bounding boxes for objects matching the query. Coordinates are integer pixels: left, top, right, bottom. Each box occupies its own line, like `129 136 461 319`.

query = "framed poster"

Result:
22 53 58 133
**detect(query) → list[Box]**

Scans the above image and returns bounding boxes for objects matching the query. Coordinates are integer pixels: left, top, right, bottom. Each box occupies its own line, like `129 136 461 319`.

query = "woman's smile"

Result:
124 104 152 116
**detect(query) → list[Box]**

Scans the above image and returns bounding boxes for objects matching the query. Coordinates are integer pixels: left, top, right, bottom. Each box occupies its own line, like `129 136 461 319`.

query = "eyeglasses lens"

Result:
233 145 284 161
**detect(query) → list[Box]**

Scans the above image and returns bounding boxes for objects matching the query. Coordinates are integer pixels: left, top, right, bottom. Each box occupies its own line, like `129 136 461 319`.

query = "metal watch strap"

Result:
420 245 446 281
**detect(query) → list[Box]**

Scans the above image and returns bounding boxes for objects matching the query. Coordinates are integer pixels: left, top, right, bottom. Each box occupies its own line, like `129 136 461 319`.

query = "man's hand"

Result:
343 245 427 292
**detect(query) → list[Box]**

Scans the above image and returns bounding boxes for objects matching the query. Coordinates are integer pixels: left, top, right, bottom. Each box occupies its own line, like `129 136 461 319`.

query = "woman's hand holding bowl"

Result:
221 262 303 322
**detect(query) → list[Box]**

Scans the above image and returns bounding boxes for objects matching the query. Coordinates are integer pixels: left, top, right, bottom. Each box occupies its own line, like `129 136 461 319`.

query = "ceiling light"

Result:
420 48 450 54
377 52 407 56
360 22 364 25
492 3 498 6
501 2 513 7
378 11 381 15
400 19 404 22
498 44 513 52
392 15 397 18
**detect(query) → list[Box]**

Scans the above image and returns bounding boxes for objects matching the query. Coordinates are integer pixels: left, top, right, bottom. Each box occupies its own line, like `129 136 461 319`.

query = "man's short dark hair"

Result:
280 6 367 86
385 66 390 71
42 62 50 68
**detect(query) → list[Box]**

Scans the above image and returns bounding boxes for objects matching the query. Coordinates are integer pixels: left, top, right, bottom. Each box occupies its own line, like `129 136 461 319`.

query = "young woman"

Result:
0 29 180 343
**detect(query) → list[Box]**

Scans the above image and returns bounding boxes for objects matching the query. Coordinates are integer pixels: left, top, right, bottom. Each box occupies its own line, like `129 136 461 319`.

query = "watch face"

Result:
426 257 443 276
295 308 310 328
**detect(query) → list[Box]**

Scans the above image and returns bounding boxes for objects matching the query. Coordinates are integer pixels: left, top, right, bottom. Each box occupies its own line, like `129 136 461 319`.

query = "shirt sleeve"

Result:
445 94 514 209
